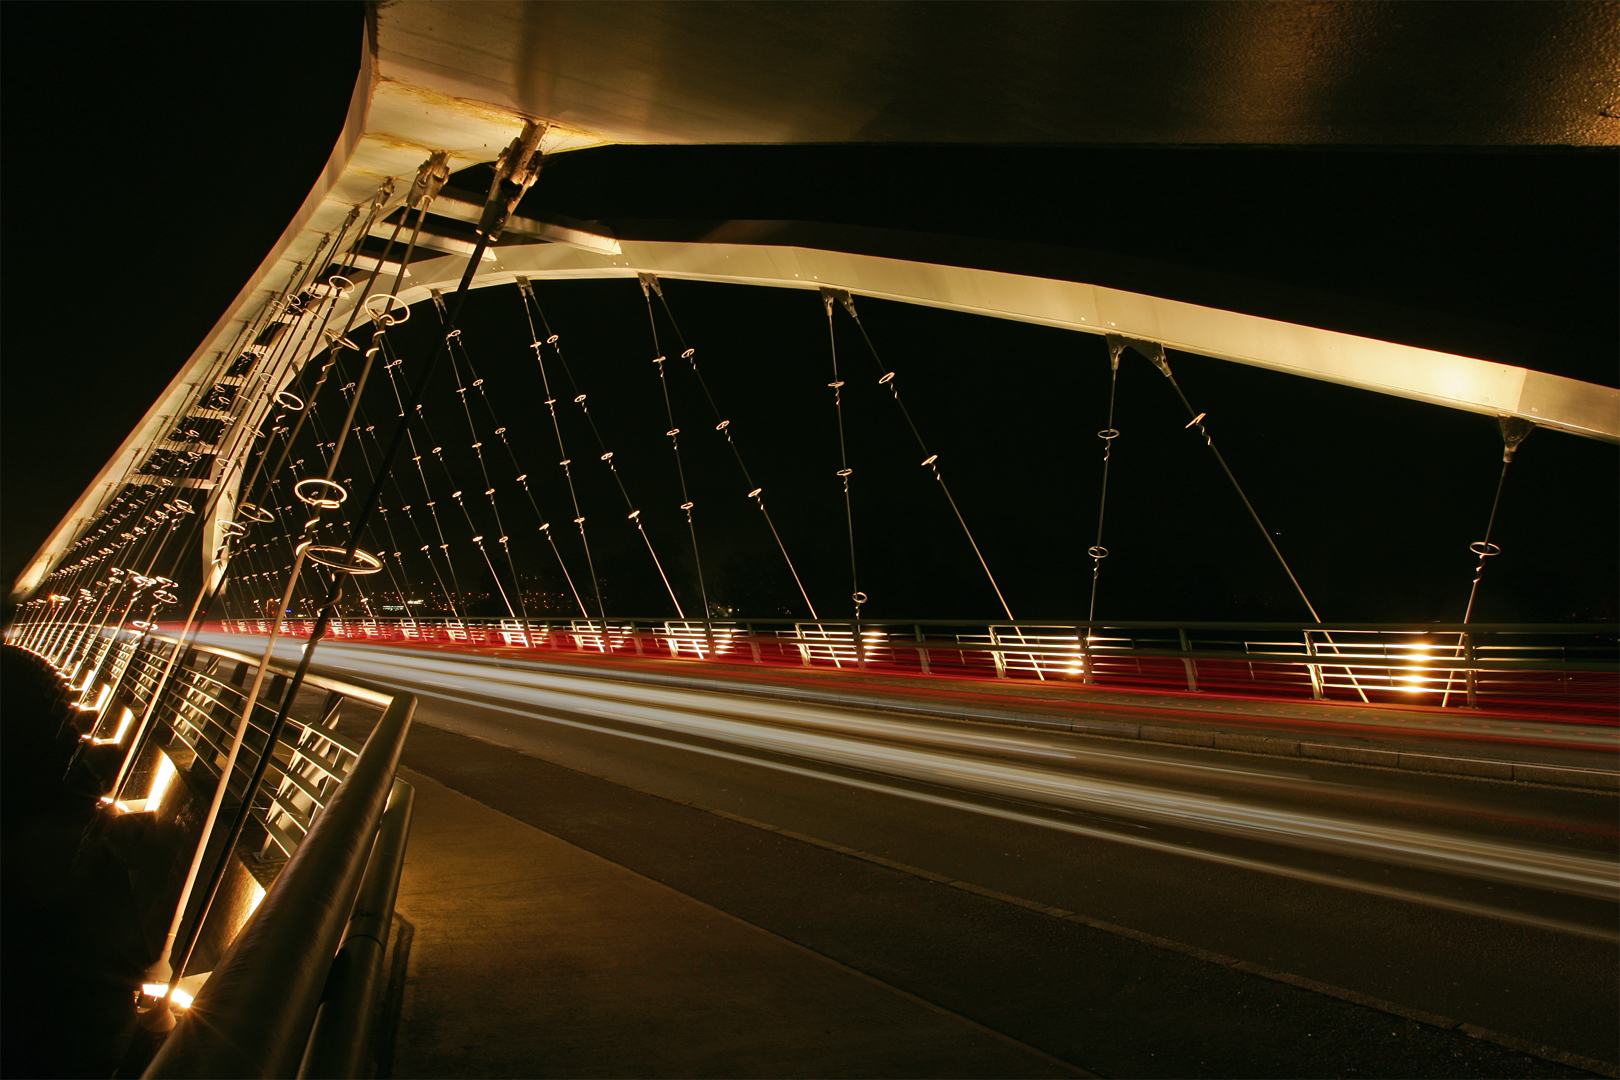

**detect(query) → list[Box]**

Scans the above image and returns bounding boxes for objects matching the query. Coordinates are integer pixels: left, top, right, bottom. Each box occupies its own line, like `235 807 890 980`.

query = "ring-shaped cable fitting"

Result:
170 499 193 514
1469 541 1503 557
681 348 695 359
328 275 355 296
219 521 247 538
240 503 275 523
1089 545 1109 559
1098 428 1120 440
297 542 383 575
748 488 763 498
153 590 179 606
295 478 348 509
879 372 896 384
323 328 359 351
920 454 939 467
274 391 306 411
853 592 868 605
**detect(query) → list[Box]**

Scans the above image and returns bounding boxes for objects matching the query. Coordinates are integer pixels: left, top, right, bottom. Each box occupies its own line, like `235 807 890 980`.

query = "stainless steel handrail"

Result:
145 689 416 1078
2 626 418 1077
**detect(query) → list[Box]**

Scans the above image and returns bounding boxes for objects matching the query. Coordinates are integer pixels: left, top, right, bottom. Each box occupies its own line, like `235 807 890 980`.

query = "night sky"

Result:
4 3 1615 627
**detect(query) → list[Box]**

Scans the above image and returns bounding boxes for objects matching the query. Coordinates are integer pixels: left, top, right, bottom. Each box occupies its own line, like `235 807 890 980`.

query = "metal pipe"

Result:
143 690 415 1079
298 777 415 1079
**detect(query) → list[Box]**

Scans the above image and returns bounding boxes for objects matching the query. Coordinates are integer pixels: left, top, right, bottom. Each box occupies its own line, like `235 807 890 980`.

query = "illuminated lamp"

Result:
91 706 136 746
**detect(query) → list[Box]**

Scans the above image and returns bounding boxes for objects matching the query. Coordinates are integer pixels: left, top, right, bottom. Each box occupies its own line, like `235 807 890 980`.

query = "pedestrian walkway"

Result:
389 768 1084 1079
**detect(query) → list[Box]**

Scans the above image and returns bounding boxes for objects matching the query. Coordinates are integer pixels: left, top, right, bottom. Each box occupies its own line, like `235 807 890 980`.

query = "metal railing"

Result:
2 622 416 1077
200 614 1620 719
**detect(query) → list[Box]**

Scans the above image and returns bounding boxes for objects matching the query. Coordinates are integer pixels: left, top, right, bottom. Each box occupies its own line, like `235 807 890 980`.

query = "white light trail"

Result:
208 635 1620 932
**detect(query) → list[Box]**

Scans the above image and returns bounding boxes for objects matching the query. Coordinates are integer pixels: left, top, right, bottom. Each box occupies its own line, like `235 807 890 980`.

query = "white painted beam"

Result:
360 240 1619 444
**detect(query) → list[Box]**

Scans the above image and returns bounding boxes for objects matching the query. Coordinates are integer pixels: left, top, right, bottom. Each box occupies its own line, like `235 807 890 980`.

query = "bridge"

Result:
3 4 1618 1078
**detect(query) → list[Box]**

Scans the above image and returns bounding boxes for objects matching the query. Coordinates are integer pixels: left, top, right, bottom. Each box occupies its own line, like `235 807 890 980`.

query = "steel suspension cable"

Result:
363 422 460 615
521 284 685 617
514 280 611 627
1441 417 1534 707
161 127 552 1016
445 330 527 622
377 344 468 615
1146 346 1319 620
823 293 863 617
646 278 819 619
640 279 712 626
1139 342 1369 701
833 292 1014 622
451 314 590 620
1088 339 1125 622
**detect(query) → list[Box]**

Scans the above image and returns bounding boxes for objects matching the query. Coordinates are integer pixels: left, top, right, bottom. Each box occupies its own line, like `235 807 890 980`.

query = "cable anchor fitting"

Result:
1498 415 1535 462
407 151 451 210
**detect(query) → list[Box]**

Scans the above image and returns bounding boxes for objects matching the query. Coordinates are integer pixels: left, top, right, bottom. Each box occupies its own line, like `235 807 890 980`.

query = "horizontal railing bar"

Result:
300 625 1616 672
268 745 350 789
142 633 395 709
265 758 336 808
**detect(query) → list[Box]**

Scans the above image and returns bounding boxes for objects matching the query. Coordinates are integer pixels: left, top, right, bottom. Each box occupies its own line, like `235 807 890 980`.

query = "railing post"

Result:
1179 628 1199 692
1304 630 1325 700
1464 632 1478 708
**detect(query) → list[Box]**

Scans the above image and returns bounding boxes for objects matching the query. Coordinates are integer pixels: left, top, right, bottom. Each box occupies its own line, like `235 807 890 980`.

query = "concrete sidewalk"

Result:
388 767 1084 1079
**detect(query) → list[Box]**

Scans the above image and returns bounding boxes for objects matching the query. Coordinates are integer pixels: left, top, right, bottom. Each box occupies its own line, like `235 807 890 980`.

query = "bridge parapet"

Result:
2 623 416 1076
171 612 1620 721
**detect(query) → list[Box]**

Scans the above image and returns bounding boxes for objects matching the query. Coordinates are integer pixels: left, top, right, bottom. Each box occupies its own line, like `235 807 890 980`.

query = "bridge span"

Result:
5 3 1618 1078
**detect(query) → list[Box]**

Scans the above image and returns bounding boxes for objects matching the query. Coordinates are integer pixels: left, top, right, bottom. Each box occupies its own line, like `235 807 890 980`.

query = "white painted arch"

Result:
339 239 1620 444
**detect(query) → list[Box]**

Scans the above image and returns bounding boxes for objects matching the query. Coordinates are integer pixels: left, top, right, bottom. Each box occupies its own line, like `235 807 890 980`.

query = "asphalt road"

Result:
212 635 1619 1076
